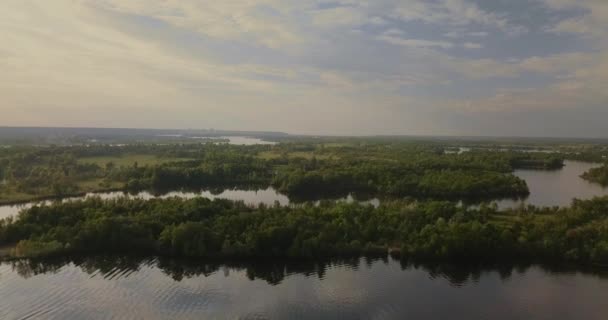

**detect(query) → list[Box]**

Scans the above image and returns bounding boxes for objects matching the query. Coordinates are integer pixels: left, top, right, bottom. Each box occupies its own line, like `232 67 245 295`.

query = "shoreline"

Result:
2 251 608 273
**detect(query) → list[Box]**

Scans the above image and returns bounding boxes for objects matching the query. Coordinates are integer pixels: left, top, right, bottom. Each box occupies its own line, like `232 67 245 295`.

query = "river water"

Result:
187 136 277 145
496 160 608 209
1 256 607 319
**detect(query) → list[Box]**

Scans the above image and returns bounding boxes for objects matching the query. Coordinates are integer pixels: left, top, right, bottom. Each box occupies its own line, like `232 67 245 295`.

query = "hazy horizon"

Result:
2 1 607 137
3 125 608 141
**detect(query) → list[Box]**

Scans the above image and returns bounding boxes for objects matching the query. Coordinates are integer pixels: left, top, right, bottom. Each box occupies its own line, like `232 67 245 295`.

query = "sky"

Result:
1 0 607 137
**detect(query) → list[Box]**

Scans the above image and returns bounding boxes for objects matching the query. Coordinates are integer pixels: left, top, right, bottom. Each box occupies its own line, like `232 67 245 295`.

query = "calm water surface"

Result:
1 256 607 320
157 135 277 146
496 160 608 209
220 136 277 145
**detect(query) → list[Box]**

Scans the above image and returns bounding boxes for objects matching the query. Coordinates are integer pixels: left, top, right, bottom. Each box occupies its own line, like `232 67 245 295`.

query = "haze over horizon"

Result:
2 1 607 137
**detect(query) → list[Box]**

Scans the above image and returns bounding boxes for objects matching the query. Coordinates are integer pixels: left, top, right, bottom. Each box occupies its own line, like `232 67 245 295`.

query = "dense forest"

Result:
2 196 608 265
0 141 574 204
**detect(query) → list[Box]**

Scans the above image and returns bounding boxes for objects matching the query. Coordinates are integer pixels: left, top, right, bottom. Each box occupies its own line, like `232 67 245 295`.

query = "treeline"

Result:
582 164 608 186
266 144 540 199
113 157 271 192
2 196 608 264
509 155 564 170
271 164 528 200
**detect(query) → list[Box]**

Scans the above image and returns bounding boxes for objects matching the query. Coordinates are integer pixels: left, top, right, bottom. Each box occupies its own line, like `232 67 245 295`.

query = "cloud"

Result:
540 0 608 40
368 16 389 25
463 42 483 49
96 0 304 49
444 31 489 38
447 51 608 112
0 2 310 114
377 35 454 49
469 31 489 37
1 0 607 136
383 28 405 36
393 0 526 35
517 52 596 74
312 6 366 27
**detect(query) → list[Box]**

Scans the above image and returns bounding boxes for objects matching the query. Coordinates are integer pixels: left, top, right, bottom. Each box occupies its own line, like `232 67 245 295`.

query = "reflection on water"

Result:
1 255 608 320
496 160 608 209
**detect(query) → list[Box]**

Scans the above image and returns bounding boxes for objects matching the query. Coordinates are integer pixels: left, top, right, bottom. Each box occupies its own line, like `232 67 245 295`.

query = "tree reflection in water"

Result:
6 254 608 287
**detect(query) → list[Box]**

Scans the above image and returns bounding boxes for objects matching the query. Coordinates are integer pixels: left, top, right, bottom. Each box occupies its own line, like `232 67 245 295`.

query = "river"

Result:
188 136 277 145
1 256 607 319
496 160 608 209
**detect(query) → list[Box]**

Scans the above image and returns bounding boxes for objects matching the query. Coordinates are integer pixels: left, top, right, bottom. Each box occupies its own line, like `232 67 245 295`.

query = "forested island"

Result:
2 196 608 265
582 164 608 186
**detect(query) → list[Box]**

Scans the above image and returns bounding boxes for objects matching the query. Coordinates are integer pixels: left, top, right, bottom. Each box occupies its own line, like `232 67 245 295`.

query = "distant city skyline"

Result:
2 1 607 137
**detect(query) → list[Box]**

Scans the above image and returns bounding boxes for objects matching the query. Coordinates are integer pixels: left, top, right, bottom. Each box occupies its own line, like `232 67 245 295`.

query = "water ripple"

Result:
1 258 608 320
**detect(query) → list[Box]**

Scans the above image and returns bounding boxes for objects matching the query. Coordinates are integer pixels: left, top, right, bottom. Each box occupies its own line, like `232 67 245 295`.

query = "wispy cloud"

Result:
540 0 608 40
378 35 454 49
463 42 483 49
444 30 489 38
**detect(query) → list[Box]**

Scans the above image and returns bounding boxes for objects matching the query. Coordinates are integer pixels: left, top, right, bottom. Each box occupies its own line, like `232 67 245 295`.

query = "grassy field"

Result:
77 154 192 167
